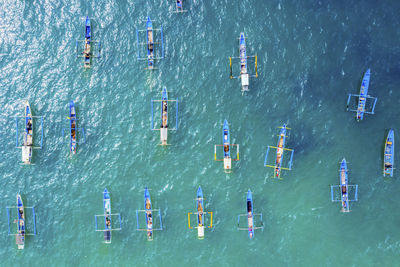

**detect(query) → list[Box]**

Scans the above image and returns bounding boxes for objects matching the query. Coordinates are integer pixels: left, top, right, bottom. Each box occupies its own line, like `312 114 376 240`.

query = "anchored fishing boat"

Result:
214 120 239 172
16 194 25 249
76 16 101 68
103 189 112 243
69 100 77 154
237 190 263 239
330 158 358 212
6 195 36 249
136 17 164 69
94 189 121 243
136 187 163 241
174 0 187 12
346 69 377 121
151 88 178 145
384 129 395 177
15 101 43 164
146 17 154 69
187 186 213 239
22 101 33 164
62 101 85 153
229 32 258 94
264 124 294 179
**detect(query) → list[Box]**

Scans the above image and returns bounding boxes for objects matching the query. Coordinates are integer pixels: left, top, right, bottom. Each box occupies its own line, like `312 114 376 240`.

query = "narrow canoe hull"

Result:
275 124 287 178
223 119 230 158
84 16 91 68
356 69 370 121
384 129 395 177
144 187 153 240
196 186 204 239
22 101 33 164
246 190 254 239
239 33 248 91
69 100 77 154
339 158 349 212
17 194 25 249
103 189 111 243
146 17 154 69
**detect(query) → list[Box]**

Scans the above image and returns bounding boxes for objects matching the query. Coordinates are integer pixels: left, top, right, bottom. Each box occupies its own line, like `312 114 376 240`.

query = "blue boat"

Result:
239 33 247 75
103 189 112 243
22 101 33 164
83 16 91 68
176 0 183 12
246 190 254 239
223 119 230 158
16 194 25 249
339 159 350 212
146 17 154 69
384 129 395 177
144 187 153 241
274 124 288 178
161 88 168 129
356 69 370 121
196 186 205 238
69 100 77 154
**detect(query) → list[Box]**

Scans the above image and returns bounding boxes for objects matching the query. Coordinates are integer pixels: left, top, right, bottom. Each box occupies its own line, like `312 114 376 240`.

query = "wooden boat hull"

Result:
196 186 204 239
356 69 370 121
144 187 153 240
69 100 77 154
83 16 91 68
339 158 349 211
17 194 25 249
246 190 254 239
22 101 33 164
275 124 287 178
223 119 230 158
103 189 112 243
146 17 154 69
384 129 395 177
239 33 249 91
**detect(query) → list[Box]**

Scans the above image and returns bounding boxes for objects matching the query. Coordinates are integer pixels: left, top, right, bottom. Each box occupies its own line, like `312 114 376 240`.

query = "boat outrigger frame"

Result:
173 0 188 13
187 186 213 240
214 120 239 173
229 32 258 94
135 188 163 241
264 125 294 179
330 159 358 213
346 69 377 121
6 196 37 249
75 16 101 68
61 101 86 154
94 189 122 244
151 88 179 146
136 16 164 70
15 101 44 165
237 190 263 239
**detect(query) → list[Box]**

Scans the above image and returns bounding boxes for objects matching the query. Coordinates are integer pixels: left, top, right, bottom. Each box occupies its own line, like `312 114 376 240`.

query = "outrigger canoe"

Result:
356 69 370 121
246 190 254 239
144 187 153 241
223 120 230 158
384 129 395 177
146 17 154 69
83 16 91 68
275 124 287 178
103 189 112 243
22 101 33 164
16 194 25 249
339 158 350 212
223 119 232 170
176 0 183 12
69 100 77 154
160 88 168 145
196 186 205 239
239 33 249 92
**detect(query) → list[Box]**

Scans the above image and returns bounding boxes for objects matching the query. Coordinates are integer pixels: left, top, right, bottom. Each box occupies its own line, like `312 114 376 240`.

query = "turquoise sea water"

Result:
1 0 400 266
